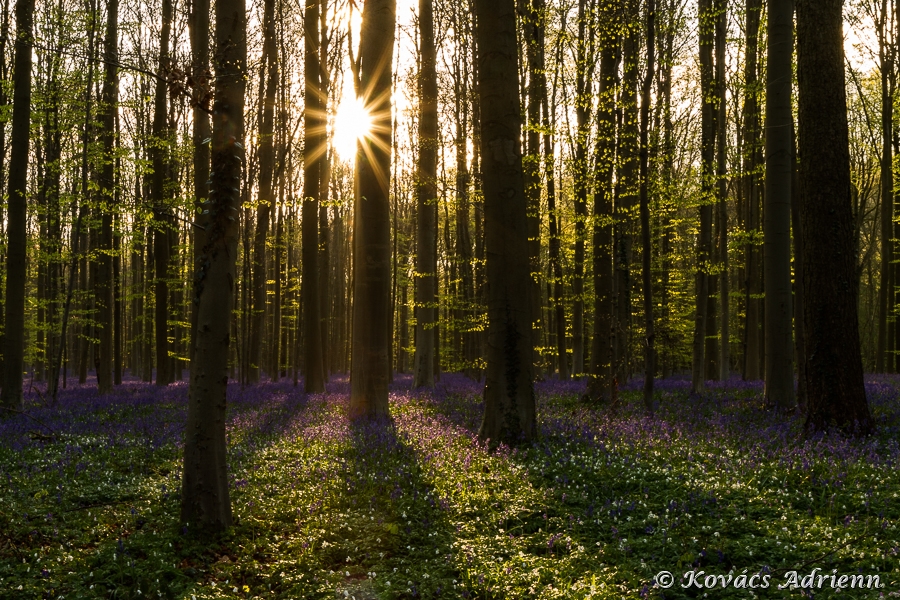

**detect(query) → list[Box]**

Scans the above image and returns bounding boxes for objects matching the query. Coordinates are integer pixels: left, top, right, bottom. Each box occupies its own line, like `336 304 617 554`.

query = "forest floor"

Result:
1 373 899 599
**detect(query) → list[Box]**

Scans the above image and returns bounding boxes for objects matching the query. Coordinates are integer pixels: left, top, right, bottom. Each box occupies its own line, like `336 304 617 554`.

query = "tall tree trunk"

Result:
742 0 762 380
585 5 617 403
303 0 326 392
523 0 544 374
474 0 536 444
181 0 245 529
790 124 806 411
615 0 640 385
349 0 395 418
571 0 593 377
95 0 118 395
249 0 278 384
691 0 714 393
152 0 173 387
764 0 795 410
715 0 728 379
544 87 568 380
639 0 656 411
189 0 211 369
0 0 10 383
876 1 894 373
796 0 872 433
0 0 36 409
413 0 437 388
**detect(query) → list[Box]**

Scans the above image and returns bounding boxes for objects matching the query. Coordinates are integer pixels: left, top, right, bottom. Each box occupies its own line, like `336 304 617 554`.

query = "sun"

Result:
332 97 373 163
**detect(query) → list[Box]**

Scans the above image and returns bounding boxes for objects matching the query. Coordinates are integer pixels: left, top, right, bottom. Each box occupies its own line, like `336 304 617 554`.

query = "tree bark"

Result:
764 0 795 411
796 0 872 433
691 0 714 394
742 0 762 380
303 0 326 393
639 0 656 411
190 0 211 370
585 5 617 403
152 0 173 387
571 0 593 377
181 0 245 529
715 0 728 380
413 0 437 389
474 0 536 444
349 0 395 418
0 0 36 409
95 0 118 395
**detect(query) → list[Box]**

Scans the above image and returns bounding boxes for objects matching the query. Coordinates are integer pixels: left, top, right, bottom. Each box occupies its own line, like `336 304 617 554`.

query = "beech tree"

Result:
764 0 795 411
796 0 872 433
349 0 395 419
413 0 437 389
473 0 536 444
1 0 36 410
181 0 246 528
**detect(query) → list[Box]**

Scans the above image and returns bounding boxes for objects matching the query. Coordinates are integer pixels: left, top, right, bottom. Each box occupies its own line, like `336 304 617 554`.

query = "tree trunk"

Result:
691 0 714 394
349 0 395 418
0 0 35 409
413 0 437 389
181 0 245 529
189 0 211 370
523 0 544 374
715 0 728 380
795 0 872 433
585 5 617 404
152 0 173 387
876 2 894 373
545 91 567 380
474 0 536 444
615 0 640 386
571 0 593 377
639 0 656 411
764 0 795 411
303 0 326 392
742 0 762 380
95 0 118 395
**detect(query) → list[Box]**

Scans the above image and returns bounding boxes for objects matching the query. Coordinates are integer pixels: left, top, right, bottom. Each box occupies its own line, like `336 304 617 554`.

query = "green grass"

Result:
1 375 899 599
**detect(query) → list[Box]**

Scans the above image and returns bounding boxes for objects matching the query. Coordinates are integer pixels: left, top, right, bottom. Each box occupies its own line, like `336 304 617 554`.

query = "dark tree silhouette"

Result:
473 0 536 444
349 0 395 419
796 0 872 433
181 0 246 528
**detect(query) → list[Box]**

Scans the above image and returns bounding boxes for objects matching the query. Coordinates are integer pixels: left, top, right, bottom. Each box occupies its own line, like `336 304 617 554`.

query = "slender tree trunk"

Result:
639 0 656 411
691 0 715 393
249 0 278 383
0 0 36 409
764 0 795 411
715 0 728 380
876 1 894 373
796 0 872 433
349 0 395 418
95 0 118 394
742 0 762 380
545 91 568 380
571 0 593 377
790 124 807 411
615 0 640 386
189 0 211 369
585 6 617 403
413 0 437 388
152 0 173 387
474 0 536 444
523 0 544 374
303 0 326 392
181 0 245 529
